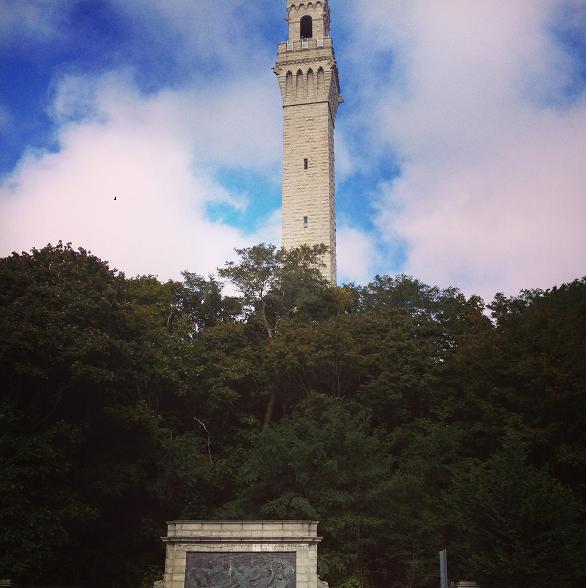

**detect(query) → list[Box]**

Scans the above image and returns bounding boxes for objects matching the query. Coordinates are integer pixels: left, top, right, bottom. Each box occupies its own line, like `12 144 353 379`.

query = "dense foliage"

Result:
1 243 585 588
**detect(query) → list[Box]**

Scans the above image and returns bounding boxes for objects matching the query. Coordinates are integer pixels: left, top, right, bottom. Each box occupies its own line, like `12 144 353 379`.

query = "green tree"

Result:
357 274 485 344
487 281 586 487
1 242 584 588
218 243 333 336
177 272 241 333
448 434 586 588
0 401 93 580
218 243 335 428
439 279 586 480
218 394 393 587
0 244 176 586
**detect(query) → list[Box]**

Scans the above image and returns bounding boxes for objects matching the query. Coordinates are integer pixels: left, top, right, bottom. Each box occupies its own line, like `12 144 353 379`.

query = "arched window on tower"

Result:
296 70 305 99
300 15 313 39
307 68 314 98
317 67 324 96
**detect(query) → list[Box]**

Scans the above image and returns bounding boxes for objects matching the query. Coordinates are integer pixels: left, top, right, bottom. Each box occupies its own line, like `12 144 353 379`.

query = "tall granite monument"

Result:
274 0 343 283
158 5 338 587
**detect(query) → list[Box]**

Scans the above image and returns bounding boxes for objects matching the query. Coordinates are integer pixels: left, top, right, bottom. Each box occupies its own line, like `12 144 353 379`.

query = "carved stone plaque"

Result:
185 552 296 588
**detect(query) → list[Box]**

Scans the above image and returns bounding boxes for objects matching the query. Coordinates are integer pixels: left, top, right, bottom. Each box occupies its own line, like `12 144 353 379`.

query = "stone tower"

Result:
274 0 343 284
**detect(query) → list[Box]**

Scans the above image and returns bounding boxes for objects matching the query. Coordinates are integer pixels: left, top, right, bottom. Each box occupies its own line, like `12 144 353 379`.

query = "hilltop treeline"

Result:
1 243 585 588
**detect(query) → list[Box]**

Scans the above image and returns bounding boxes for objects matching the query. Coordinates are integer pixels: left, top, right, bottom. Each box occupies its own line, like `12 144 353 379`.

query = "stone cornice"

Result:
283 99 329 108
275 57 334 72
162 536 324 544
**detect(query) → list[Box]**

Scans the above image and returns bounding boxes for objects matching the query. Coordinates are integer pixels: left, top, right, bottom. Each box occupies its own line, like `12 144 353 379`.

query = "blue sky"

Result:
1 0 585 298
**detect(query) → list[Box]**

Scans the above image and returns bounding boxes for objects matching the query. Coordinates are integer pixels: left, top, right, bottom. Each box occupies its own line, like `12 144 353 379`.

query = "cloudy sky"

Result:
1 0 585 299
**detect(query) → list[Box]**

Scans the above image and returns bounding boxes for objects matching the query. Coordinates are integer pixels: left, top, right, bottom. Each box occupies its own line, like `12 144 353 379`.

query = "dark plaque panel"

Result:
185 552 296 588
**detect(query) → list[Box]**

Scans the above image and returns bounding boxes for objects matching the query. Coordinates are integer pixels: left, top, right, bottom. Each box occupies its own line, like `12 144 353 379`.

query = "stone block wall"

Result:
161 521 325 588
282 101 336 282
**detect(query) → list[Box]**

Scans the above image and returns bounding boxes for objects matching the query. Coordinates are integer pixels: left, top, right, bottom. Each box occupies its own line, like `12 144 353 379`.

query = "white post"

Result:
440 549 448 588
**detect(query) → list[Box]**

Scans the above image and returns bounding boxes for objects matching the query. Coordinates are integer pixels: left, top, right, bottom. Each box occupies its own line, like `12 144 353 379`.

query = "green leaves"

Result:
0 401 94 578
218 243 331 337
0 244 183 585
448 434 586 588
218 394 392 585
1 243 585 588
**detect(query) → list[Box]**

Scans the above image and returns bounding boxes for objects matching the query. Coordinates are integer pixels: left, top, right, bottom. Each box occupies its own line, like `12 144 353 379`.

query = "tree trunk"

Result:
262 388 277 431
260 302 273 339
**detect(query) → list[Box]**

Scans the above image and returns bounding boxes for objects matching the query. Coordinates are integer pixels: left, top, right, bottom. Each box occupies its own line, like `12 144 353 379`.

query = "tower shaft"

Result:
275 0 342 283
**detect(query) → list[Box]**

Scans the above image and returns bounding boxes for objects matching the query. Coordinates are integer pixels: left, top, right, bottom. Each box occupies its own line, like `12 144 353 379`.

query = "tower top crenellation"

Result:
286 0 330 9
285 0 331 40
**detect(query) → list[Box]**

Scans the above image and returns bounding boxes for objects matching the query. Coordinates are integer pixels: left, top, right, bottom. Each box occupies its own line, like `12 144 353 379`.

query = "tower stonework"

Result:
274 0 343 283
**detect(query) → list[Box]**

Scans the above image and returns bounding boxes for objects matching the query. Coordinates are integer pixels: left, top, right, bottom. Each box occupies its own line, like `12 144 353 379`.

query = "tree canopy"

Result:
1 243 585 588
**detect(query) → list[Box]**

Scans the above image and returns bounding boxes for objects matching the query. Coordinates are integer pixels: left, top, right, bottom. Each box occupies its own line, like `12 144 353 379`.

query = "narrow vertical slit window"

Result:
303 216 309 228
304 158 308 169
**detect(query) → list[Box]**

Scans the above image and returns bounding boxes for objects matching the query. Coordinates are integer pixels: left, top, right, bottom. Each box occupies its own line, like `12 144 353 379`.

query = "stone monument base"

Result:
160 520 327 588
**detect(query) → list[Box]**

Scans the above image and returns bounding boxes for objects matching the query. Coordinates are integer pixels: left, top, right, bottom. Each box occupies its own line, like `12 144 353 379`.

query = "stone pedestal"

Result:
161 520 325 588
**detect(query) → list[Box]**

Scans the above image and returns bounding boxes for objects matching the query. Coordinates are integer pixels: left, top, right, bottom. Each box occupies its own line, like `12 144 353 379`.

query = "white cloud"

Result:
108 0 280 74
335 128 356 181
337 224 380 285
0 71 281 279
0 0 71 46
3 0 585 298
342 0 586 297
250 208 282 249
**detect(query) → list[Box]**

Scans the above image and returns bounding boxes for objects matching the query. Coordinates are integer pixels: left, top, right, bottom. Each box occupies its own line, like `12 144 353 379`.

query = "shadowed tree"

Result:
448 434 586 588
218 243 335 428
0 244 177 586
217 394 393 587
